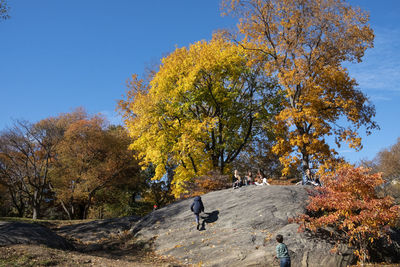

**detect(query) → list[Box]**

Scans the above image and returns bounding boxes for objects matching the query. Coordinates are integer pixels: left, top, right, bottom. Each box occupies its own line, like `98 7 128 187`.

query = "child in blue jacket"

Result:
190 196 204 230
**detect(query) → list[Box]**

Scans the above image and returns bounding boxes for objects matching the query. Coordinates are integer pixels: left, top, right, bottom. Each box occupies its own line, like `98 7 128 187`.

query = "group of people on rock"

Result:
232 168 322 189
232 169 270 189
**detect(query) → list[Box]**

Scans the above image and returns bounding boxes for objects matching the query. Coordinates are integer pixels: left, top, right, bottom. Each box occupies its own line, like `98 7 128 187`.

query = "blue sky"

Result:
0 0 399 164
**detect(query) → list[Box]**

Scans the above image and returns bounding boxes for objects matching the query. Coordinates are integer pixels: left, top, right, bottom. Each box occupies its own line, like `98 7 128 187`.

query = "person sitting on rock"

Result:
190 196 204 230
302 168 312 185
308 170 321 186
244 170 253 185
255 171 270 186
232 169 241 189
313 176 322 186
254 171 261 184
299 169 321 186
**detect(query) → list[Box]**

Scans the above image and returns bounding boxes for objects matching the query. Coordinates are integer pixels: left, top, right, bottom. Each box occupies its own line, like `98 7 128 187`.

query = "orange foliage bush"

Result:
295 167 400 263
183 171 231 197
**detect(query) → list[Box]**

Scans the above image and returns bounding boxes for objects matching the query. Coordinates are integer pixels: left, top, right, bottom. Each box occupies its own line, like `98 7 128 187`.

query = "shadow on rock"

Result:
56 216 139 243
200 210 219 231
0 221 73 250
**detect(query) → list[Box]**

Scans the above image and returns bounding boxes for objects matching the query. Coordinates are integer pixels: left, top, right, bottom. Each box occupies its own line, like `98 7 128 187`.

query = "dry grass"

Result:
0 244 180 267
0 217 93 229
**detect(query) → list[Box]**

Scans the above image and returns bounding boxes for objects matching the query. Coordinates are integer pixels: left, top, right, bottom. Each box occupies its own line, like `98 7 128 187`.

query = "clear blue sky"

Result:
0 0 399 164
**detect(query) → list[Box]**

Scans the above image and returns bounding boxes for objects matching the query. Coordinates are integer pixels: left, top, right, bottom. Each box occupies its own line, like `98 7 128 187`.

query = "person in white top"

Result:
255 170 270 186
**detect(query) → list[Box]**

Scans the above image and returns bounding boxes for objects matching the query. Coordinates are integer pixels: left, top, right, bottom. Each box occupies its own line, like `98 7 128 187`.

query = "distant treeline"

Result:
0 108 175 220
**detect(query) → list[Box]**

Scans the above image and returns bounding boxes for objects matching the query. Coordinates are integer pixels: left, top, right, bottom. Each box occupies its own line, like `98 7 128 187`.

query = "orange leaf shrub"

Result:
183 171 231 197
295 167 400 263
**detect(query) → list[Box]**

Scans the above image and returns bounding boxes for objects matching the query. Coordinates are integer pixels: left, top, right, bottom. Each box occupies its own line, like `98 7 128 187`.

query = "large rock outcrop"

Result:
1 185 397 266
131 185 356 267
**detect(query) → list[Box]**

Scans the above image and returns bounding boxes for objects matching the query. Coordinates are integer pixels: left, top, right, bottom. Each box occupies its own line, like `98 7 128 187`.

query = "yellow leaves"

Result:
154 164 166 181
119 33 282 197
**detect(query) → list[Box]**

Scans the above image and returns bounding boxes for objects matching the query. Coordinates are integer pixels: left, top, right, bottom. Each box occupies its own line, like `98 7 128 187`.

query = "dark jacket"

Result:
190 196 204 214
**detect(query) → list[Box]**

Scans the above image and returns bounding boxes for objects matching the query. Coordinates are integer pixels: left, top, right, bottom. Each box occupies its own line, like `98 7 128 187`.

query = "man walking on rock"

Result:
190 196 204 230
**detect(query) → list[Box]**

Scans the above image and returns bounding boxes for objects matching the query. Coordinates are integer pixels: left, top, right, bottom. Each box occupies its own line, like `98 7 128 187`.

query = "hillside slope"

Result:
131 185 355 267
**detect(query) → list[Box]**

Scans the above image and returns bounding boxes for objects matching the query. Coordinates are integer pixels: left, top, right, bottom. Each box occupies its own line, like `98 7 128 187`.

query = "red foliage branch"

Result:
295 167 400 263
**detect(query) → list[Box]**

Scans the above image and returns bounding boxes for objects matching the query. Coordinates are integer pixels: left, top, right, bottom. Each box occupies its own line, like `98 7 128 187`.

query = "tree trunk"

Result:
31 189 41 219
82 194 93 219
17 208 24 217
32 205 39 219
15 196 25 217
8 188 25 217
59 199 72 220
301 144 310 173
82 205 89 220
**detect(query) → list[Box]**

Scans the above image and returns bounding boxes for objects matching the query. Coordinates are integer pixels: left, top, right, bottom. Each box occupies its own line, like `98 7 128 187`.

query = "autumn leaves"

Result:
119 0 378 196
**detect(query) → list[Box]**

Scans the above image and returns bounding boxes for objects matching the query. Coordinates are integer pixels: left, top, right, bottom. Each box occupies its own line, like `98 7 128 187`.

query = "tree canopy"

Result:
50 114 142 219
0 109 147 219
370 138 400 181
0 119 62 219
223 0 378 175
119 36 281 196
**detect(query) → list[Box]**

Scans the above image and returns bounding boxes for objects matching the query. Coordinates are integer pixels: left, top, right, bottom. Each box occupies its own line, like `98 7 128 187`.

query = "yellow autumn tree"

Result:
223 0 378 175
119 36 280 197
